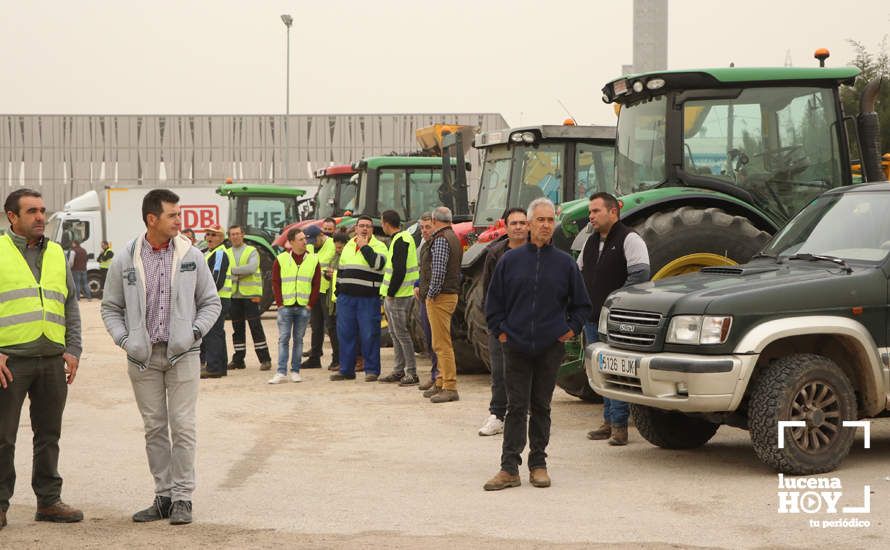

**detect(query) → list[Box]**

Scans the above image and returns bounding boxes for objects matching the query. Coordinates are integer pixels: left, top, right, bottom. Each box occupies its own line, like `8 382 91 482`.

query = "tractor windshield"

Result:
476 141 615 227
360 167 444 222
315 174 355 218
231 194 300 240
615 96 667 193
474 146 512 225
682 86 843 221
314 177 338 218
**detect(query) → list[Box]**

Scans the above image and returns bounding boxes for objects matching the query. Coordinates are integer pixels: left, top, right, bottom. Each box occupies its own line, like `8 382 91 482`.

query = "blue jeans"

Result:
73 270 91 299
585 322 629 427
336 294 382 376
277 305 312 375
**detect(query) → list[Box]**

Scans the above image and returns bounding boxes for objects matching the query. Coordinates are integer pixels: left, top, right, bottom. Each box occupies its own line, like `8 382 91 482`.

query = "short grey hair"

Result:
432 206 452 223
527 197 556 218
419 211 433 222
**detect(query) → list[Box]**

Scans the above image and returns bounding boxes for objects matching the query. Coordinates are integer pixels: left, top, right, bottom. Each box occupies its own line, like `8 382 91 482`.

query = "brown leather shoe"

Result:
422 385 442 398
608 425 628 446
35 500 83 523
587 422 612 440
483 470 521 491
418 379 435 391
1 508 6 529
530 468 551 488
430 389 459 403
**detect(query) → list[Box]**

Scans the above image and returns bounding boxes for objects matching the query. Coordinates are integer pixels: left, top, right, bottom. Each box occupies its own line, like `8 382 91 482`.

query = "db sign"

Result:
181 205 220 233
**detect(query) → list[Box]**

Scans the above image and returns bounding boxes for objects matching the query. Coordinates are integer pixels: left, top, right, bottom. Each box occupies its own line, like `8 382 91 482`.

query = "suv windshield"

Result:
762 191 890 263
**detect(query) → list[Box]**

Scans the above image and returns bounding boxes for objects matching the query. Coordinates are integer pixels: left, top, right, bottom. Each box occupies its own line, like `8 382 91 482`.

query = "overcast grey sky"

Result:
2 0 888 126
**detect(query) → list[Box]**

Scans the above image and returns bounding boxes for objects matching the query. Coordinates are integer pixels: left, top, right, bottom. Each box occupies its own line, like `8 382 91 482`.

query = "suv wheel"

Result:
631 404 719 449
748 353 857 475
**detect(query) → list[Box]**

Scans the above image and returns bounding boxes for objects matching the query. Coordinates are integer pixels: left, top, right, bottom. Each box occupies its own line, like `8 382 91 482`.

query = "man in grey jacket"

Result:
101 189 221 526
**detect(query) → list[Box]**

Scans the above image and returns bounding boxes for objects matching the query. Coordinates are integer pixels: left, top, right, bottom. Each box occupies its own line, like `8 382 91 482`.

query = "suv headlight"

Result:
666 315 732 344
597 307 609 338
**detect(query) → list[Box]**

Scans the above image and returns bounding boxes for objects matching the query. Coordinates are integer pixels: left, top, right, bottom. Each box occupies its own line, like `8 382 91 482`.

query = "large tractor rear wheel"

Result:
464 275 491 372
632 206 771 279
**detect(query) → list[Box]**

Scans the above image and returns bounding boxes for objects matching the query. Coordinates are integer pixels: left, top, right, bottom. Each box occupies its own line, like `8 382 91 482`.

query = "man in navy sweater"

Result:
483 197 592 491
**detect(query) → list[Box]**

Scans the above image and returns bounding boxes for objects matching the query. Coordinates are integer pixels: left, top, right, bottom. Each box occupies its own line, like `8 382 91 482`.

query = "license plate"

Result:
598 351 640 378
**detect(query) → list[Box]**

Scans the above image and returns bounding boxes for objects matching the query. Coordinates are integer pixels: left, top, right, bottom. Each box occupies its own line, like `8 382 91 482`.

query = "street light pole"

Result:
280 14 293 185
281 14 293 115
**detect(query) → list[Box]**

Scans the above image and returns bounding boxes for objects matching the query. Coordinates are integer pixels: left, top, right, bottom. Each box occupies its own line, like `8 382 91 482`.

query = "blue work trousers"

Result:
336 294 382 376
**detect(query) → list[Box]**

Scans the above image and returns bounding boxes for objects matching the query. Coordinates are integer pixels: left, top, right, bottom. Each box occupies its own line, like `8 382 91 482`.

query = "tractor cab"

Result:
313 164 359 220
472 124 616 243
601 65 866 228
217 183 307 244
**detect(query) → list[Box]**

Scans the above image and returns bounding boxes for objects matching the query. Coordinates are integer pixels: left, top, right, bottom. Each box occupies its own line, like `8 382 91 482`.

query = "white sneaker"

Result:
267 373 288 384
478 414 504 436
290 372 302 383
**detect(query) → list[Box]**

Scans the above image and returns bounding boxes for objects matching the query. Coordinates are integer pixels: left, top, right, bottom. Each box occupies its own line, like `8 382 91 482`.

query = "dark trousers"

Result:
501 342 564 475
308 290 339 362
417 295 438 381
0 355 68 510
488 333 507 419
230 298 271 363
201 298 230 375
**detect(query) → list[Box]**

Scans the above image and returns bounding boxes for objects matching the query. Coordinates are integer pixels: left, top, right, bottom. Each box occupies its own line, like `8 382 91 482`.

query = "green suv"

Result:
586 183 890 474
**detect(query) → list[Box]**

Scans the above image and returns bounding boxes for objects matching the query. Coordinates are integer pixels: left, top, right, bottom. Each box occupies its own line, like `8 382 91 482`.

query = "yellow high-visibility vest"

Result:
331 236 388 302
276 251 319 306
98 247 113 269
204 245 232 299
227 245 262 297
0 234 68 347
315 237 336 294
380 230 418 298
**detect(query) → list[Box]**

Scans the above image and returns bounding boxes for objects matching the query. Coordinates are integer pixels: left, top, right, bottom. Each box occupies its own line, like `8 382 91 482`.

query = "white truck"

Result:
46 186 228 296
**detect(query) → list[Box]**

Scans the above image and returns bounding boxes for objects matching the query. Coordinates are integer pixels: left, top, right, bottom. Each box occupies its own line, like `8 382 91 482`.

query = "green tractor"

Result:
555 56 887 401
216 183 308 312
460 124 617 372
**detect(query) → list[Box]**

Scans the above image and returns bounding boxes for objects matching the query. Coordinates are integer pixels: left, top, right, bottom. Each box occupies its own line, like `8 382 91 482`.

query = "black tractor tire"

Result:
632 404 720 449
464 274 491 372
256 246 277 314
632 207 771 278
566 381 604 404
748 353 857 475
87 270 105 299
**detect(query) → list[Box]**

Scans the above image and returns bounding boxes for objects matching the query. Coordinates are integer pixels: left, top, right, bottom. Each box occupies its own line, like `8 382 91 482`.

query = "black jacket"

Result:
485 242 592 355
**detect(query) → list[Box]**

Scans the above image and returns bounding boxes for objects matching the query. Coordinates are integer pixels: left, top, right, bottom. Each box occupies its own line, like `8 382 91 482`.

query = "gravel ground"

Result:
2 302 887 549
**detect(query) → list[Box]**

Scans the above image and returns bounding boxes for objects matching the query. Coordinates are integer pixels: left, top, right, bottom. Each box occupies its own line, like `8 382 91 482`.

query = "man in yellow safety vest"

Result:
302 217 339 370
377 210 420 386
200 224 232 379
0 188 84 528
226 225 271 371
268 228 320 384
329 215 388 382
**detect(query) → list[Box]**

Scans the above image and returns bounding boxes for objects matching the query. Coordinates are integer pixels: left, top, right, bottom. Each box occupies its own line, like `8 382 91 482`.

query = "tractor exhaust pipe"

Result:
857 77 884 182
